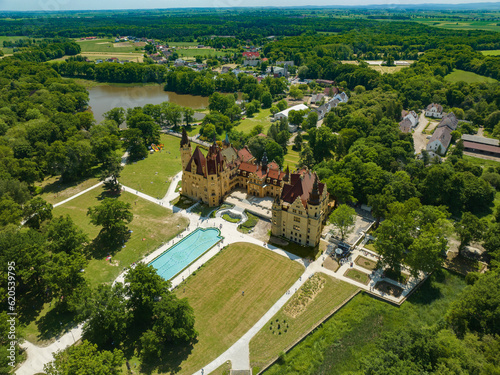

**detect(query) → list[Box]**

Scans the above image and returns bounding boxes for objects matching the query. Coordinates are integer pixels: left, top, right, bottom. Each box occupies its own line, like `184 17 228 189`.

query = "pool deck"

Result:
16 171 427 375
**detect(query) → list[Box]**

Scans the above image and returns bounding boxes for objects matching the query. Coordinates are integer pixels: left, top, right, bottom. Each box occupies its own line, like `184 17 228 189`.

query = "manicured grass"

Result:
238 211 259 233
250 274 358 369
120 134 183 199
481 50 500 56
269 236 321 260
444 69 498 84
76 38 141 54
37 176 100 205
354 255 378 271
176 47 232 58
264 269 467 374
344 268 371 285
463 154 500 169
284 147 301 168
209 361 232 375
364 241 377 253
368 65 407 74
168 242 304 375
52 187 188 287
171 195 197 209
191 202 217 217
235 108 273 134
222 213 240 223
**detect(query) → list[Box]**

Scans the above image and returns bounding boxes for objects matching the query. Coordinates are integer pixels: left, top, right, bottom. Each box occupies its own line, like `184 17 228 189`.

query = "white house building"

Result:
425 103 444 118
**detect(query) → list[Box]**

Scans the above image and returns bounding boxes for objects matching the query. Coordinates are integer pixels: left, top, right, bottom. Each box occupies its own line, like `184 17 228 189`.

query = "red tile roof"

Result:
463 141 500 155
281 169 325 208
185 147 207 177
238 147 254 163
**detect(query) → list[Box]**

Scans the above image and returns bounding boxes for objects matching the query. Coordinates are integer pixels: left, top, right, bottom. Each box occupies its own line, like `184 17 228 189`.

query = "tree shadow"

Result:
36 303 78 342
408 270 444 305
139 340 197 375
88 229 131 259
16 287 47 326
97 189 122 201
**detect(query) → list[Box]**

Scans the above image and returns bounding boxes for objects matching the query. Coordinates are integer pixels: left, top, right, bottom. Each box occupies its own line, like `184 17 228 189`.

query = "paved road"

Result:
412 111 429 154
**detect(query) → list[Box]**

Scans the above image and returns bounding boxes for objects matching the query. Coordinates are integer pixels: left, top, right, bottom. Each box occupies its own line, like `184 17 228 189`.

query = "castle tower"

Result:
307 175 323 246
180 127 192 170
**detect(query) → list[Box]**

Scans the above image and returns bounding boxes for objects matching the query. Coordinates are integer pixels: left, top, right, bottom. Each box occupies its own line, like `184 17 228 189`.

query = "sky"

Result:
1 0 500 11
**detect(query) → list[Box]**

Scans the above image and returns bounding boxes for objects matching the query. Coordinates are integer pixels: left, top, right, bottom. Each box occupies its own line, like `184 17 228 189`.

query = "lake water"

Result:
88 85 209 123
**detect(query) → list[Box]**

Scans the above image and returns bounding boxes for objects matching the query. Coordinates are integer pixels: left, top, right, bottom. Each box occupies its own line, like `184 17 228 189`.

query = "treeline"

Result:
4 38 81 62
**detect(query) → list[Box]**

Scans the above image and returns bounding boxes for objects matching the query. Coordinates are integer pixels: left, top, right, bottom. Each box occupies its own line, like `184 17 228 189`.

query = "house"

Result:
334 92 349 103
174 58 187 67
274 104 309 122
323 86 339 96
310 93 325 105
426 112 457 154
276 61 295 67
179 129 329 247
461 134 500 157
316 79 335 86
399 110 419 133
425 103 444 118
271 66 287 77
242 51 260 59
243 59 259 67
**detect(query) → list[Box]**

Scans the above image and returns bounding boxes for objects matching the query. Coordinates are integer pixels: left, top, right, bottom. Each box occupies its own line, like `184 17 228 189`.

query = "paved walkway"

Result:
52 182 103 208
16 171 425 375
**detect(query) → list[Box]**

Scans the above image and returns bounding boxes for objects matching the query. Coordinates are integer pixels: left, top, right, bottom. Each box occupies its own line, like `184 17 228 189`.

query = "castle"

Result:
179 128 330 247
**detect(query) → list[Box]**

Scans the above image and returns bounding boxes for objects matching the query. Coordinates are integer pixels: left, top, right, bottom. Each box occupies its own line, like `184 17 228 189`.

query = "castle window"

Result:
293 225 300 231
294 216 300 223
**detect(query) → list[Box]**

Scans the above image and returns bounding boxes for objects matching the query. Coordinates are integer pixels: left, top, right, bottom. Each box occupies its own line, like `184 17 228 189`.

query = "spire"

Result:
261 152 268 168
284 165 290 182
308 174 321 206
180 127 190 147
224 132 230 145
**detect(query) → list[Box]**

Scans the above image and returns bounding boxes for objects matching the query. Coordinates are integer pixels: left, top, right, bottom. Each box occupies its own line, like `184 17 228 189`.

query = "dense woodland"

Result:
0 9 500 374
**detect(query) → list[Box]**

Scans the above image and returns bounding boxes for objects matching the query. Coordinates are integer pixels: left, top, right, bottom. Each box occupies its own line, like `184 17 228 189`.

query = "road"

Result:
412 111 429 154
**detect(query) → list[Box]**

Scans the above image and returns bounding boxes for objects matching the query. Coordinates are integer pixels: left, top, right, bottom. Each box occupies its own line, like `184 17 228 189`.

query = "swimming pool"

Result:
149 227 222 281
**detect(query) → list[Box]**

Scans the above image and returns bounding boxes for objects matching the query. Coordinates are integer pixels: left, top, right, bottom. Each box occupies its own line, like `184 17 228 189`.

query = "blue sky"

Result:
1 0 499 11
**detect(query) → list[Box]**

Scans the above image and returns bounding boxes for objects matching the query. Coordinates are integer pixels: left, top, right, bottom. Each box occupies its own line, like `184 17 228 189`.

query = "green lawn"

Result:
120 134 183 199
238 211 259 233
37 176 100 205
209 361 232 375
76 38 141 53
222 213 240 223
250 274 358 370
52 187 188 286
176 47 233 58
236 108 273 134
481 50 500 56
284 147 301 168
163 242 304 375
444 69 498 84
344 268 371 285
354 255 378 271
264 269 467 375
463 154 500 169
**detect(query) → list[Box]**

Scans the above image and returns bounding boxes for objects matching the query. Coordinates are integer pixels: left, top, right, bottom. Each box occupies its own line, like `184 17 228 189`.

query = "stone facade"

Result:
179 129 329 246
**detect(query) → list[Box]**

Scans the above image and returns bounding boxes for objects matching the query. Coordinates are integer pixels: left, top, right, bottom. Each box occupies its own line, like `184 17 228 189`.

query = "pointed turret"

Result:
284 165 290 182
261 151 268 168
180 127 190 147
224 133 230 145
308 174 321 206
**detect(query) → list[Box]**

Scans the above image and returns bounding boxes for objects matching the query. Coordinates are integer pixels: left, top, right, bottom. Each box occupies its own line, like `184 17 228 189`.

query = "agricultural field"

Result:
175 47 233 59
235 108 274 134
481 50 500 56
250 274 358 371
417 19 500 33
444 69 498 84
369 65 408 74
283 146 300 168
162 242 304 375
76 38 143 53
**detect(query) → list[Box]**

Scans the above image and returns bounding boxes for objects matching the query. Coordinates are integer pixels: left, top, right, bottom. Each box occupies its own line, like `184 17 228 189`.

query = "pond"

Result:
87 84 209 123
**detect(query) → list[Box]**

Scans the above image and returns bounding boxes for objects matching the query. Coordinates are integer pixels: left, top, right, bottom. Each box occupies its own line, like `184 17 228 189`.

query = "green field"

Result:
76 38 142 53
37 176 100 205
120 134 183 199
284 146 300 168
250 274 358 370
236 108 273 134
418 19 500 33
176 47 232 58
481 50 500 56
162 242 304 375
444 69 498 84
264 269 466 375
0 35 31 55
52 187 188 286
344 268 371 285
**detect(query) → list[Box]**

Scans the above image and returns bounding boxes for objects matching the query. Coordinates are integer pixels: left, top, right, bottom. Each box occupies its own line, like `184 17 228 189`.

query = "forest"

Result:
0 7 500 374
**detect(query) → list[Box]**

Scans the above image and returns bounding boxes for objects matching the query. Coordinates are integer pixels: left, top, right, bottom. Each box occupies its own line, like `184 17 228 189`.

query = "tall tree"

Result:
329 204 356 241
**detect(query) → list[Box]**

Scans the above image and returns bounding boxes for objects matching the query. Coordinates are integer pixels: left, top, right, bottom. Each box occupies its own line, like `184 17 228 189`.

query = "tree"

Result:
183 107 195 126
298 144 315 169
293 132 303 151
0 196 22 227
265 140 284 167
46 215 89 255
103 107 125 126
82 283 129 349
329 204 356 241
326 176 355 207
127 113 160 145
446 271 500 337
100 155 123 193
289 86 304 100
125 263 171 323
288 110 306 125
87 198 133 241
122 128 148 162
276 99 288 111
152 293 197 344
304 111 318 130
44 340 124 375
23 197 53 229
454 212 487 250
261 91 273 109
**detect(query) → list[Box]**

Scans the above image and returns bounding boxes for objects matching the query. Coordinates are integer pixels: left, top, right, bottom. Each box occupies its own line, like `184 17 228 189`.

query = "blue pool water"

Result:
149 227 222 281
